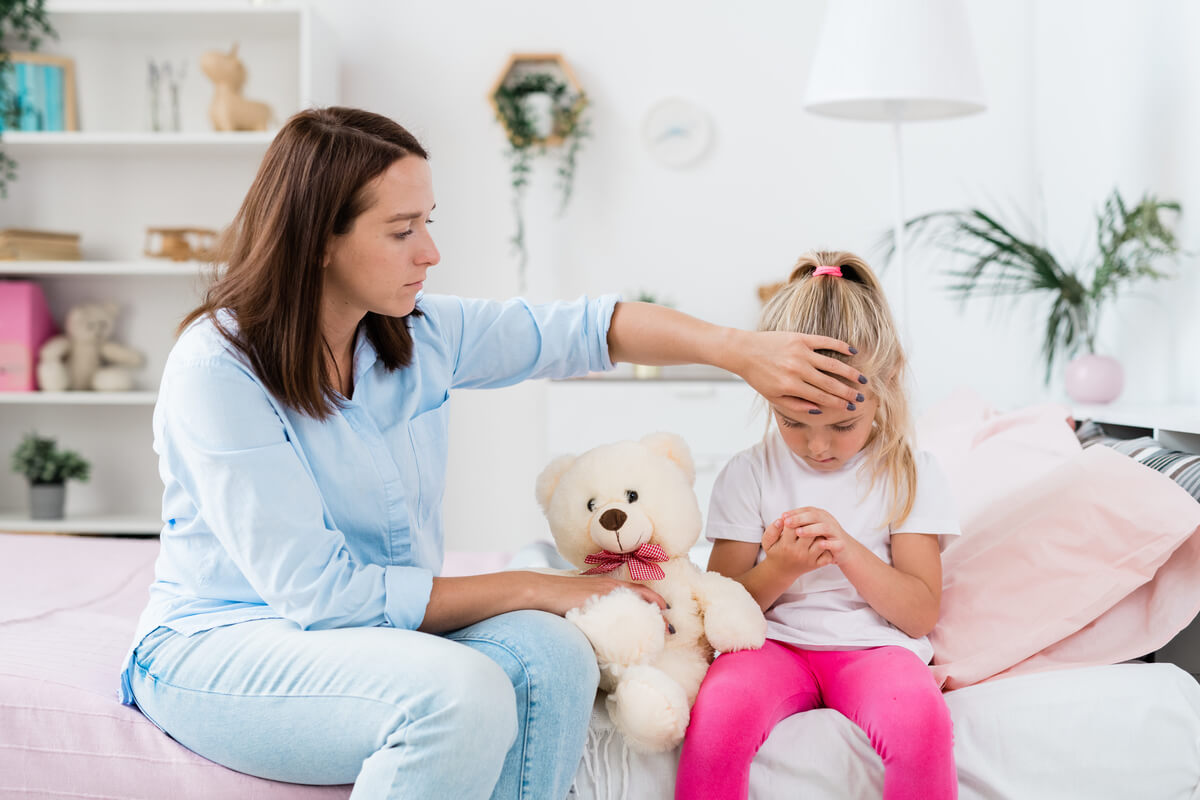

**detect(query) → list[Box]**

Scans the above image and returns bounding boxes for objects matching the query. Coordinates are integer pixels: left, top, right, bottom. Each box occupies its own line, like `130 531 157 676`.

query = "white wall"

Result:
1032 0 1200 406
13 1 1190 549
310 0 1199 551
312 0 1041 550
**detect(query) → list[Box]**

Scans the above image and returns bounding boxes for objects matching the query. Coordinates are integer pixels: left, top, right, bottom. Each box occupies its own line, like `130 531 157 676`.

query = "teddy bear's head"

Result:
535 432 701 569
64 302 120 345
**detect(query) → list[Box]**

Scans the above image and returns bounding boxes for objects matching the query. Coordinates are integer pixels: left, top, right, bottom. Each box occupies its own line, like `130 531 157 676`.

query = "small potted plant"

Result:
11 431 90 519
897 188 1183 403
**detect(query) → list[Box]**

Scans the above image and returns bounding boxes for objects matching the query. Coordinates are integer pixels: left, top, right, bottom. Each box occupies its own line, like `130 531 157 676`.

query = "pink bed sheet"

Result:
0 533 507 799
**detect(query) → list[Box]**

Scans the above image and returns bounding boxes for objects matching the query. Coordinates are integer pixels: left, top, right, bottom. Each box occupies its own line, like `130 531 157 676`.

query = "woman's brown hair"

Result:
759 251 918 529
181 106 429 418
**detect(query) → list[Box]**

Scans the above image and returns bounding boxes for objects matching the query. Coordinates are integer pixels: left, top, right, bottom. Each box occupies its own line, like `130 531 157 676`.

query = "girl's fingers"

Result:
762 519 783 549
783 510 819 529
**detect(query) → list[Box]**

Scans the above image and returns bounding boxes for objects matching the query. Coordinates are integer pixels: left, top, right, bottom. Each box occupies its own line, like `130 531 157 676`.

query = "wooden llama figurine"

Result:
200 43 272 132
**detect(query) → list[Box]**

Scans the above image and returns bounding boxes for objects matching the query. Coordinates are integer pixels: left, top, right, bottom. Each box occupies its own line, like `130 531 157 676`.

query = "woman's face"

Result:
323 156 439 322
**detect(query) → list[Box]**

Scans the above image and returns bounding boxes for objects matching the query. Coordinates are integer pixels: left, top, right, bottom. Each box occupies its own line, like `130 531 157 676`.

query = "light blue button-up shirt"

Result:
119 293 618 703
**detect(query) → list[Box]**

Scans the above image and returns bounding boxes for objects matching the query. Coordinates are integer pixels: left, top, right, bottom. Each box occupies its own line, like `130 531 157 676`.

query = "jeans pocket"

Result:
132 625 178 668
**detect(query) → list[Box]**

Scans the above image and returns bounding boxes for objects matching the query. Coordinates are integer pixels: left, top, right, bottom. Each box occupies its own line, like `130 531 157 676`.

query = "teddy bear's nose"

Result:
599 508 627 531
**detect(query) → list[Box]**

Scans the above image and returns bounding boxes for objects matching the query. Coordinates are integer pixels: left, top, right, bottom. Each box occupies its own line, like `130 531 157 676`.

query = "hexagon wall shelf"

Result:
488 52 586 148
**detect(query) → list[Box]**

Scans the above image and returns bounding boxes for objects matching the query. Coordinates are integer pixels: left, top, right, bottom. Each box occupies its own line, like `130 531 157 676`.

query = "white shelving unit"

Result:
0 390 157 405
0 512 162 535
0 1 335 535
1072 403 1200 453
0 259 212 276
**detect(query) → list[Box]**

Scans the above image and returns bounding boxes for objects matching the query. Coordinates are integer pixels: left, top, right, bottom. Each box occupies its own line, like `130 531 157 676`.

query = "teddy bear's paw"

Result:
703 607 768 653
567 587 666 667
606 665 690 753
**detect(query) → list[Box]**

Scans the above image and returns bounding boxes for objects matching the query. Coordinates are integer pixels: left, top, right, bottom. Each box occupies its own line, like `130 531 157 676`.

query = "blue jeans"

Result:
129 610 600 799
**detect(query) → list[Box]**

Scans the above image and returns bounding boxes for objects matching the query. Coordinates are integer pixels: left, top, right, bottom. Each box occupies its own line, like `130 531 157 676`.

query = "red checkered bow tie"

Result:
581 543 669 581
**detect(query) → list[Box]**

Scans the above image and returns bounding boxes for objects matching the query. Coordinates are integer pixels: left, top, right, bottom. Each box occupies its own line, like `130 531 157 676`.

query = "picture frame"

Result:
1 52 78 132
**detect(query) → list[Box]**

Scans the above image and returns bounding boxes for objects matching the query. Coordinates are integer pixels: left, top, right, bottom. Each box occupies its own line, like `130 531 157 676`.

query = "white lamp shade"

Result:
804 0 986 122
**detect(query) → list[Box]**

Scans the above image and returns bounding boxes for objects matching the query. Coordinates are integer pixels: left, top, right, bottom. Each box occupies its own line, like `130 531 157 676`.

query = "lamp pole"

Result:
891 119 908 336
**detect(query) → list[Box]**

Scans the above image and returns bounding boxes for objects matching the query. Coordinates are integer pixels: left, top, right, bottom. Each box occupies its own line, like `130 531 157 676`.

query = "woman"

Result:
119 106 867 799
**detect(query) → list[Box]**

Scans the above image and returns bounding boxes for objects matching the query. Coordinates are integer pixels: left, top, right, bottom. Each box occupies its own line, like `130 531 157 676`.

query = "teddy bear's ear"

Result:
535 454 577 514
640 432 695 486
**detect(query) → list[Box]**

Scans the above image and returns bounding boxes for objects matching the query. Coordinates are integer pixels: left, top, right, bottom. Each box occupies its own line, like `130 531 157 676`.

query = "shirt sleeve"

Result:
421 293 619 389
159 354 432 631
705 451 766 544
893 450 962 546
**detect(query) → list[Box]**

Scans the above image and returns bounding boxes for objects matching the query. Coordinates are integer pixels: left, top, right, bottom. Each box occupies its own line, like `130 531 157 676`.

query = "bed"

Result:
3 391 1200 799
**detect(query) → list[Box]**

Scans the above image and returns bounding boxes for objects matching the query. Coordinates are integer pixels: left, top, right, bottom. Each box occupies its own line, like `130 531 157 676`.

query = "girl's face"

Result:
773 396 878 471
323 156 440 322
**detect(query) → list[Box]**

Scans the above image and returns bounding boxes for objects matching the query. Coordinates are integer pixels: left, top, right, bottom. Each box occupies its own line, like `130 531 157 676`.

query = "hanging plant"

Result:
491 58 589 290
0 0 57 197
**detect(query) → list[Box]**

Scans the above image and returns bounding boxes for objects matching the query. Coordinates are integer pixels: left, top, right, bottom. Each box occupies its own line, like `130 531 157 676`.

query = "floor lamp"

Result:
803 0 986 336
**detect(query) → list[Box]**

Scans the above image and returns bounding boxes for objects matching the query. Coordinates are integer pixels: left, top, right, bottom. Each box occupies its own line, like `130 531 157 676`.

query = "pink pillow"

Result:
922 399 1200 690
917 388 1083 527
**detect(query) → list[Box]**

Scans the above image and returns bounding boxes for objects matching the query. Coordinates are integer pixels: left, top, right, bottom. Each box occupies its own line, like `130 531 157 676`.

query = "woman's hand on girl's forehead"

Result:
741 331 867 417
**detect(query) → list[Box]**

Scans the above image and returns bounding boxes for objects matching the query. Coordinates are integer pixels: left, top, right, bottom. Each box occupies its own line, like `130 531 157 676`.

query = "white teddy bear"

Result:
536 432 766 753
37 302 145 392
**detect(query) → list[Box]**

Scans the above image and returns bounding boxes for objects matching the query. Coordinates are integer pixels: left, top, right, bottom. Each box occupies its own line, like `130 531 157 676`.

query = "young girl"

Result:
675 251 961 800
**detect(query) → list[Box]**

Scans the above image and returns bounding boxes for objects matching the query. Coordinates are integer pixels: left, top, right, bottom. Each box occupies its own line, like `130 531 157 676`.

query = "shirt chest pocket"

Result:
408 401 449 523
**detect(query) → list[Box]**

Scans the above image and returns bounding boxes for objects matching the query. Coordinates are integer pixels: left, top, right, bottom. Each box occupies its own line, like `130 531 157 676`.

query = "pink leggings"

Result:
675 641 956 800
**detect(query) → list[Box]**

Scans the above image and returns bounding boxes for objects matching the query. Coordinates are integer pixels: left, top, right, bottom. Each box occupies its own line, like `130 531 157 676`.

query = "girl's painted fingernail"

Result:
848 346 858 355
668 624 676 634
856 393 864 402
846 402 856 411
808 408 822 415
858 375 868 384
666 603 672 609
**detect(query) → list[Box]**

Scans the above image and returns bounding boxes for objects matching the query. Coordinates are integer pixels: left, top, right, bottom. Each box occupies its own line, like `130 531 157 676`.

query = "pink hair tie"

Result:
813 265 843 277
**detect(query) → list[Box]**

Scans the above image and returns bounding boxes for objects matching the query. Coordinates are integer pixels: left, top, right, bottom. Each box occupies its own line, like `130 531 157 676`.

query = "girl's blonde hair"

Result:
759 250 917 528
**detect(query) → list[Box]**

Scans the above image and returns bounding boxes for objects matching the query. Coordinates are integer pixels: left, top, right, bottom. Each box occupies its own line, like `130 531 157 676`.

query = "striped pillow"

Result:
1076 420 1200 503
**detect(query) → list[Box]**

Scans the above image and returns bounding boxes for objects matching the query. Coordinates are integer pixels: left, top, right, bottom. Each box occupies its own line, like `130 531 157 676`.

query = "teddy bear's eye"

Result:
626 490 638 503
586 499 596 512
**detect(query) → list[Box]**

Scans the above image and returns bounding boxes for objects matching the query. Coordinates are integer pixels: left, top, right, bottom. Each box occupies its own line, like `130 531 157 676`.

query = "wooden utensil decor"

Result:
144 227 217 261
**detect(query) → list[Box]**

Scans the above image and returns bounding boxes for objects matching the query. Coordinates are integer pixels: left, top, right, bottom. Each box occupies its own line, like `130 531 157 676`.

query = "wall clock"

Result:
642 98 713 168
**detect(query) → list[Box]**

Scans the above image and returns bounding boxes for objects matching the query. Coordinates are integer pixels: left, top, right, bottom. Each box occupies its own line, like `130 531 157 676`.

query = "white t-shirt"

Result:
706 430 961 663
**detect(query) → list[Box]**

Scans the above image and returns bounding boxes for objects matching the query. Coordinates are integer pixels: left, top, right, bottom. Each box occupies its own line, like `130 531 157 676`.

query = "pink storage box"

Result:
0 280 58 391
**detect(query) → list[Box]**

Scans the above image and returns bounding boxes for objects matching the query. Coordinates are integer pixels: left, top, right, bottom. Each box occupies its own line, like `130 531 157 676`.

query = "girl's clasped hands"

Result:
762 507 859 572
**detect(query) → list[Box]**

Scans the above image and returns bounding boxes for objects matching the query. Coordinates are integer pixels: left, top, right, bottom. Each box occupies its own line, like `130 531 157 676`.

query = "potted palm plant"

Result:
899 188 1183 402
11 431 90 519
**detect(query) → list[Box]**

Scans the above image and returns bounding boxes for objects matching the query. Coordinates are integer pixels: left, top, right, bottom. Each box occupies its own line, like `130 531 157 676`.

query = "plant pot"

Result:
1064 354 1124 404
521 92 556 140
632 364 662 380
29 482 66 520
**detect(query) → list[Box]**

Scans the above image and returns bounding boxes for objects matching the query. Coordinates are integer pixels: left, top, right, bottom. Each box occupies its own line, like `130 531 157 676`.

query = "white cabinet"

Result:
545 372 764 525
0 2 335 534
